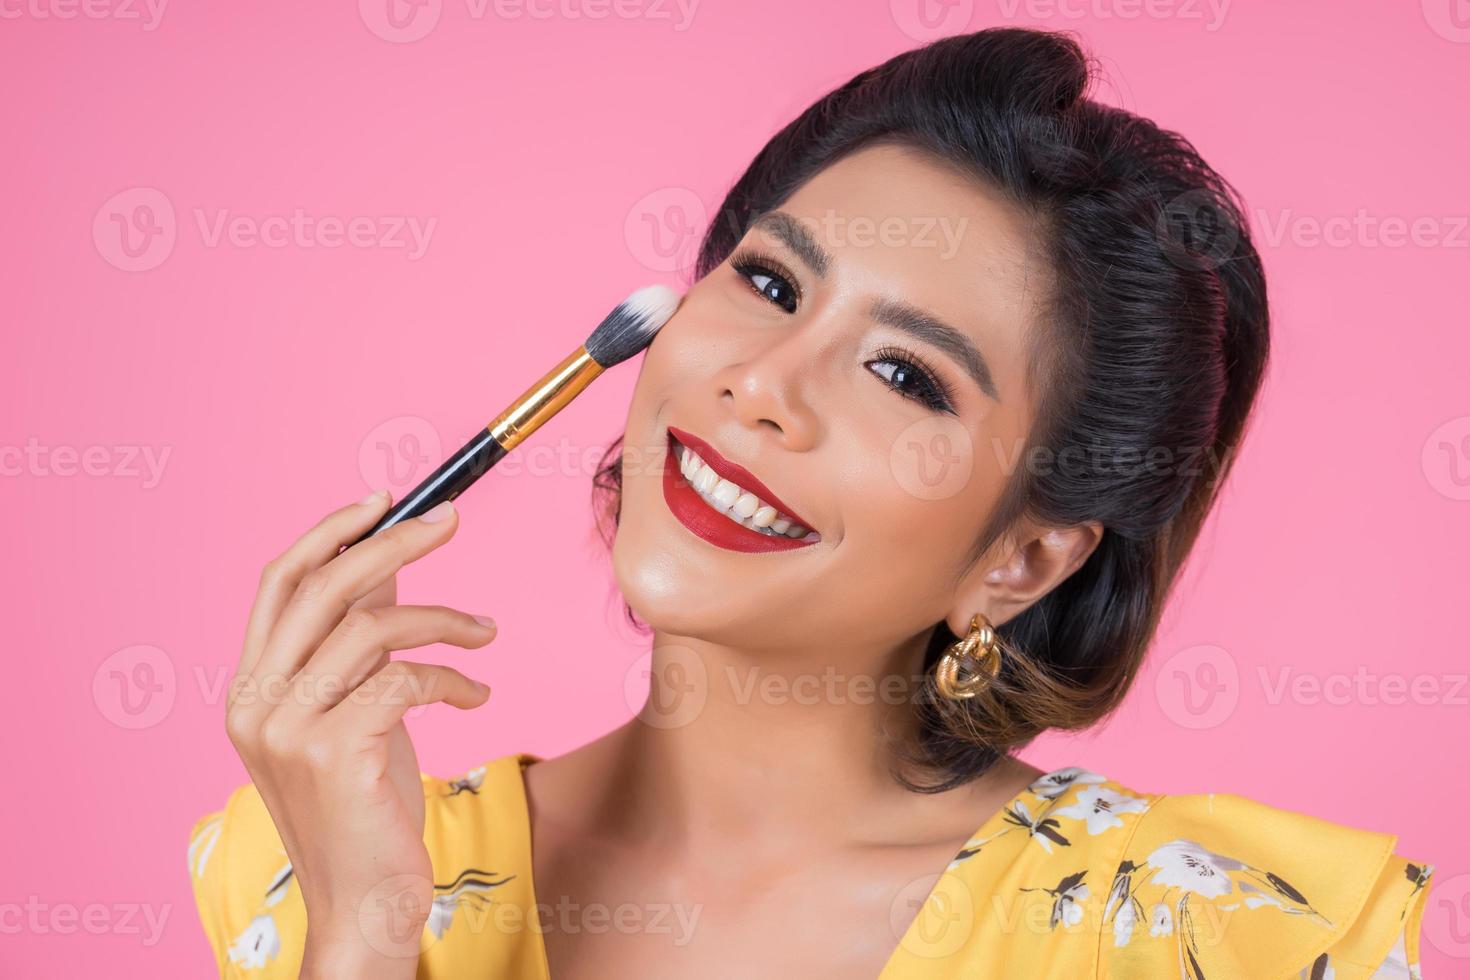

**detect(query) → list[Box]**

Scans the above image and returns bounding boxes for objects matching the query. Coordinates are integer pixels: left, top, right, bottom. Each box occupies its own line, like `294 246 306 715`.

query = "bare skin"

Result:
228 143 1102 977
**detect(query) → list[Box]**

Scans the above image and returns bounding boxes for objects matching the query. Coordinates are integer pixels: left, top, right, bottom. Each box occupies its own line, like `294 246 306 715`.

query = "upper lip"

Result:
666 426 819 533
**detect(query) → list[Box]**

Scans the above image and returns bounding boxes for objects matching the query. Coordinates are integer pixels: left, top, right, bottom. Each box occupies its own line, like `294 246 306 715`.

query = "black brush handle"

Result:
352 428 508 545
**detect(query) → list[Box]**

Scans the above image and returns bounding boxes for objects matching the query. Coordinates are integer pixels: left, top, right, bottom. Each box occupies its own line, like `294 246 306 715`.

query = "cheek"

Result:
839 414 1006 567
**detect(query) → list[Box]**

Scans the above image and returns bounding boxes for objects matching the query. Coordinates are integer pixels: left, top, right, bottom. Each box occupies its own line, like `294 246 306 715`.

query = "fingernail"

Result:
359 489 387 506
418 501 455 524
476 681 492 695
473 615 497 630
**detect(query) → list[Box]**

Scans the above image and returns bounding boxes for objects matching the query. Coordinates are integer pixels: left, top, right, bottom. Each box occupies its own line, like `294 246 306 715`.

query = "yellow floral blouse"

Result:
188 754 1433 978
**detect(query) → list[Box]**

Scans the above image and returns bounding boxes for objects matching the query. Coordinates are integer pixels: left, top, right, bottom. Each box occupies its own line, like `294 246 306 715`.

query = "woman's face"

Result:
612 142 1053 661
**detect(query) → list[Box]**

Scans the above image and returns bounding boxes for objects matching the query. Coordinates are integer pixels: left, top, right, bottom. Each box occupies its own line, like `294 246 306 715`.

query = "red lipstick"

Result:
662 427 818 554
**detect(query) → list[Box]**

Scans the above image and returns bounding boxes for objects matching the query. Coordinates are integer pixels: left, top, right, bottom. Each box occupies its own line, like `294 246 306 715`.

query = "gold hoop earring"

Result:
934 613 1003 700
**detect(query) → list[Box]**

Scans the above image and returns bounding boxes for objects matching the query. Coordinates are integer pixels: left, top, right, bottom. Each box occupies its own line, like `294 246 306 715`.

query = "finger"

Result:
331 661 490 735
282 605 497 714
250 501 460 685
238 490 393 680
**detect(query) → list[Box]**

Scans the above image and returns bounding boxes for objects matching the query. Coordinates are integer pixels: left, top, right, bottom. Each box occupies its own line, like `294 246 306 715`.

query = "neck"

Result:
587 627 969 855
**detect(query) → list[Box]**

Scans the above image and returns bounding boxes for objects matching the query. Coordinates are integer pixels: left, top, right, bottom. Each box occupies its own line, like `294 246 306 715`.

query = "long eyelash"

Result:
872 344 959 414
729 246 802 305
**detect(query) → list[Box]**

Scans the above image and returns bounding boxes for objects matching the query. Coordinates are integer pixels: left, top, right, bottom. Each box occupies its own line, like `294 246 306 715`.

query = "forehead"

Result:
763 142 1051 402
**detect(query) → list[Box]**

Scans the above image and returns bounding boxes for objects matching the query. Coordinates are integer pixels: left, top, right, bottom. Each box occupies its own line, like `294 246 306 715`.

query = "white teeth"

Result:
731 492 760 519
675 441 817 542
711 479 741 510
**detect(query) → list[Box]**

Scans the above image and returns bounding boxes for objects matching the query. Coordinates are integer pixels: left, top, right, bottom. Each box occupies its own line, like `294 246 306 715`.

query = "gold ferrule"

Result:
487 347 605 451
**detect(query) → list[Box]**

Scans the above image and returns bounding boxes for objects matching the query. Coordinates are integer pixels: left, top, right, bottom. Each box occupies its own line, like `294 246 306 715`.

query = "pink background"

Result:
3 1 1467 975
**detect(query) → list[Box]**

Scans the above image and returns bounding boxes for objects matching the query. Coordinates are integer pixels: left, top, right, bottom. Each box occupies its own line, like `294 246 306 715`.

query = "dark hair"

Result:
594 27 1269 791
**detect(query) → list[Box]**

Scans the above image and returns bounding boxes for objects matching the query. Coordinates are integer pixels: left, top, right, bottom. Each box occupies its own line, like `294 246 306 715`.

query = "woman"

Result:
188 28 1433 979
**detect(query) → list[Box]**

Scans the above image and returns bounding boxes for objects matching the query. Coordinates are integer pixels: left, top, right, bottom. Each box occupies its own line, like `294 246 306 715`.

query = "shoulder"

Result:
897 768 1433 979
187 754 547 978
1098 780 1433 979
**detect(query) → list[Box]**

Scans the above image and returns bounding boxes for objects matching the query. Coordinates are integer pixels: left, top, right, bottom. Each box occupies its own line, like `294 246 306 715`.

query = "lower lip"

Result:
661 435 817 554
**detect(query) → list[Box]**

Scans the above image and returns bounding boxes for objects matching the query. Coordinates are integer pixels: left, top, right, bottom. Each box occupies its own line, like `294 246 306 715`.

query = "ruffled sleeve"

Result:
1099 791 1434 980
186 783 306 978
186 755 549 978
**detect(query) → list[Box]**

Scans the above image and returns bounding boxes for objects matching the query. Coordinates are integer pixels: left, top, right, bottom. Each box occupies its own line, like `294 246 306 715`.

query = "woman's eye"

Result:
868 353 956 415
733 258 799 314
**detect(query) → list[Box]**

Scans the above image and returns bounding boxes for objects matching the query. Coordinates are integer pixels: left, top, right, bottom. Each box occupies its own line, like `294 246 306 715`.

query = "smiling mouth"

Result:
662 427 820 553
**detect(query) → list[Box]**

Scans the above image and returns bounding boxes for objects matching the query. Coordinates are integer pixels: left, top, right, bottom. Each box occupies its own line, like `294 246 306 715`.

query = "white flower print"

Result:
1113 897 1137 947
227 914 281 969
1022 871 1090 930
426 869 517 939
188 815 222 879
1148 902 1173 937
445 765 487 797
1029 767 1106 800
1144 839 1243 899
1053 785 1149 836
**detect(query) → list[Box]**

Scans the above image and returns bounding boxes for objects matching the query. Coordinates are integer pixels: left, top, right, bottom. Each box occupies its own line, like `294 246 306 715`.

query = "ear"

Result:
944 519 1104 634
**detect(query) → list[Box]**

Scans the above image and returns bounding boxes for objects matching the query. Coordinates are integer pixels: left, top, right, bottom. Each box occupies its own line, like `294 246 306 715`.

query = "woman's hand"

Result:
224 492 497 977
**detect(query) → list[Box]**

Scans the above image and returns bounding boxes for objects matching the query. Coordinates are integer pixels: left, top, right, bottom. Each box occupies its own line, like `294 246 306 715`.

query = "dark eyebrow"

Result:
869 297 1000 403
750 211 830 279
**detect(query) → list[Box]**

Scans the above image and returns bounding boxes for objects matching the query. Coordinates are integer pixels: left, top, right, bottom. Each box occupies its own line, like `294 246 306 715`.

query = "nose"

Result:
715 332 821 452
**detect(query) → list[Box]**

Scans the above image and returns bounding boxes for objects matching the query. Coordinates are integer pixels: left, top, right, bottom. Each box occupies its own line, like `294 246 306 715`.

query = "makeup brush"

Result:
353 284 680 544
